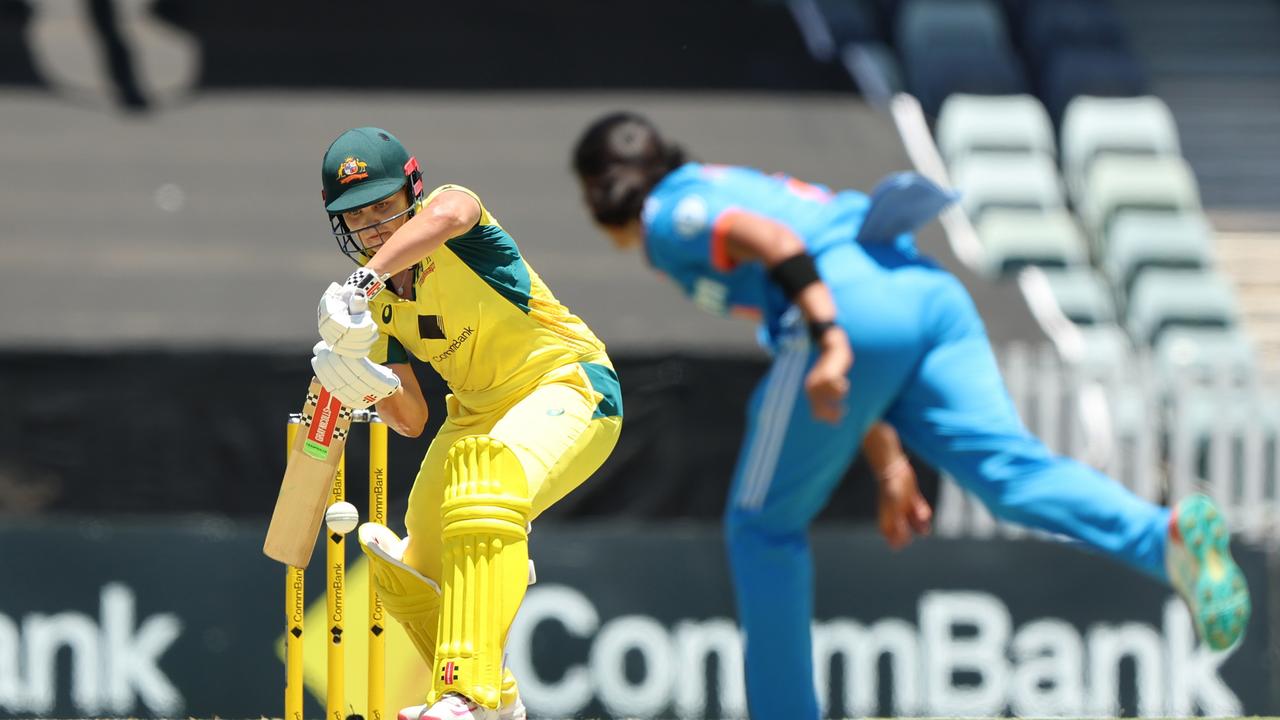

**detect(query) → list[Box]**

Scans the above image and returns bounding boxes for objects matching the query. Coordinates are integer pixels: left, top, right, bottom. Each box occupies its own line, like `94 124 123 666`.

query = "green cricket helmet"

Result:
321 127 425 265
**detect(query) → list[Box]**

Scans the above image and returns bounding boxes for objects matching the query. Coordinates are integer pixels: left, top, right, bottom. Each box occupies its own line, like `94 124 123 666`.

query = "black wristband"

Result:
808 320 838 344
768 252 821 300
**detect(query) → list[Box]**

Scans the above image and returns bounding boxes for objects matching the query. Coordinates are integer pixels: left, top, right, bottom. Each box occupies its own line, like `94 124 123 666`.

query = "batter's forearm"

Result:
367 190 480 277
366 212 461 277
376 390 424 437
376 364 429 437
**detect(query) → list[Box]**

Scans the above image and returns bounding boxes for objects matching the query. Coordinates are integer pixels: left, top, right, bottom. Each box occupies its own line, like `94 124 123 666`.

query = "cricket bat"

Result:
263 378 354 567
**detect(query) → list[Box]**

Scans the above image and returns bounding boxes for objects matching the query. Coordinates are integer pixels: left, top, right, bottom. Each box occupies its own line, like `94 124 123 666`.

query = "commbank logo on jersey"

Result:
337 156 369 185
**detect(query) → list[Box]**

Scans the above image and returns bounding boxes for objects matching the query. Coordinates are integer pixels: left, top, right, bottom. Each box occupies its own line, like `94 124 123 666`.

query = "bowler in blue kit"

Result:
572 112 1250 719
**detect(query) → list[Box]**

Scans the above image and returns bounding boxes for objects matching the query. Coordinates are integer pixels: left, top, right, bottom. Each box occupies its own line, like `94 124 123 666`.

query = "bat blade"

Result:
263 378 354 567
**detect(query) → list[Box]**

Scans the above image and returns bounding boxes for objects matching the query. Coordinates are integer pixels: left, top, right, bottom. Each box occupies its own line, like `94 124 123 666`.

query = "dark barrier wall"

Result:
0 1 37 85
2 0 850 92
0 352 937 520
0 520 1272 718
154 0 850 91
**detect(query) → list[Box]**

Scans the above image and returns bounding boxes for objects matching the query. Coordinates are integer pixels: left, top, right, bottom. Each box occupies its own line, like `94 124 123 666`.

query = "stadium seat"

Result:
897 0 1028 115
869 0 904 34
1103 212 1213 301
1061 96 1182 198
1125 270 1238 347
935 94 1055 164
905 45 1028 117
897 0 1007 55
814 0 884 45
1041 268 1117 326
1072 322 1136 376
977 208 1087 278
1154 327 1256 384
1020 0 1129 74
950 153 1065 221
1078 155 1202 238
1041 47 1145 126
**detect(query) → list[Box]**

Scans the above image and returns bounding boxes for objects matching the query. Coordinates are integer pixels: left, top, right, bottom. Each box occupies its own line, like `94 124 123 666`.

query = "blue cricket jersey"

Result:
641 163 876 348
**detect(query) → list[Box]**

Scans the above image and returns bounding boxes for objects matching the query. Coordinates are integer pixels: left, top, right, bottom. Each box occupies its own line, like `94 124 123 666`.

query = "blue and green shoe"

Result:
1166 493 1251 651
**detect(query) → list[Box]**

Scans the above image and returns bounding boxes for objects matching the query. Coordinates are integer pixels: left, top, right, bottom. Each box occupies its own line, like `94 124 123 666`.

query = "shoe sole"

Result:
1178 495 1251 650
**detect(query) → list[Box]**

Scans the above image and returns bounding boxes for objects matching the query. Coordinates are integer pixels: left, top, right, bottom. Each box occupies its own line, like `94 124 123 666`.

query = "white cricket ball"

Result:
325 501 360 535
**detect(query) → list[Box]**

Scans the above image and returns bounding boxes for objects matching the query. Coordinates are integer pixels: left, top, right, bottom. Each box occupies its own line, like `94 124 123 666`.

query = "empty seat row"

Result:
932 88 1245 378
936 94 1055 163
977 209 1086 278
1104 213 1212 300
939 93 1181 184
1018 0 1130 74
1045 268 1238 341
894 0 1144 122
1077 155 1202 239
1127 269 1238 347
1061 96 1181 198
939 95 1203 270
1043 268 1251 380
977 209 1213 304
953 151 1202 247
951 153 1064 220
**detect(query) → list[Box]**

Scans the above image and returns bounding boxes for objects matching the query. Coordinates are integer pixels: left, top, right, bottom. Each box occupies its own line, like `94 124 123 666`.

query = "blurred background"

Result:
0 0 1277 717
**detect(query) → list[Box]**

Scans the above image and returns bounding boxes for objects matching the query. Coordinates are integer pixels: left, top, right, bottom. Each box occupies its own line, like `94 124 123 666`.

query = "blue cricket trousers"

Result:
725 243 1170 719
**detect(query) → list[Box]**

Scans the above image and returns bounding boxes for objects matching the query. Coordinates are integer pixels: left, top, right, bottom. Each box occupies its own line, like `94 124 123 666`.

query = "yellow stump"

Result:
284 411 387 720
327 452 346 720
368 418 388 720
285 420 304 720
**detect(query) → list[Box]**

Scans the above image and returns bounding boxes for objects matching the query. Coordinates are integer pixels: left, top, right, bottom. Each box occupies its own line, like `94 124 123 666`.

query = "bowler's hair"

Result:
572 112 687 226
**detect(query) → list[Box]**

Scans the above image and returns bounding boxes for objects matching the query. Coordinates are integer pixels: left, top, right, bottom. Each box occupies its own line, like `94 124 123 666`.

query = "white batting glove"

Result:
311 341 401 409
317 268 387 358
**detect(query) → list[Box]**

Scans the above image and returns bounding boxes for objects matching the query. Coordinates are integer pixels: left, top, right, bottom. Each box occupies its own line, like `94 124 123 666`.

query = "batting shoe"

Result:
1166 493 1251 651
398 693 526 720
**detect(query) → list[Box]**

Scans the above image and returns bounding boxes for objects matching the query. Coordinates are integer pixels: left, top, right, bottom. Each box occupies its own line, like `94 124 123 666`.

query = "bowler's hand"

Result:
805 327 852 424
877 456 932 549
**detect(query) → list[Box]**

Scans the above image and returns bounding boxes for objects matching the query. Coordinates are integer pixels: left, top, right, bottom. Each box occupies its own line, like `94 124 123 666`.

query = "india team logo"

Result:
674 195 708 238
337 156 369 185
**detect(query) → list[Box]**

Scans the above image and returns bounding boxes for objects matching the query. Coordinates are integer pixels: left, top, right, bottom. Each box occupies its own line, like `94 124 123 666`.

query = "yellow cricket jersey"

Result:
367 185 620 417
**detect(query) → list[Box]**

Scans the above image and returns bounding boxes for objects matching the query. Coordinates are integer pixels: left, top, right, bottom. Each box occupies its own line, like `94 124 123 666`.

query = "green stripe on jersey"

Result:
581 362 623 419
445 224 533 313
384 335 409 365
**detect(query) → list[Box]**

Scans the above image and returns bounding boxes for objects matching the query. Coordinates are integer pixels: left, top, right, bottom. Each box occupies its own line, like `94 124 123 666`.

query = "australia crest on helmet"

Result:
337 157 369 185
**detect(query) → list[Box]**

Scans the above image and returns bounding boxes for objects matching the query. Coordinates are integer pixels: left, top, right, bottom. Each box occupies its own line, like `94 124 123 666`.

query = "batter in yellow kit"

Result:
308 127 621 720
